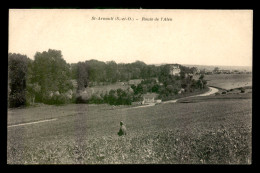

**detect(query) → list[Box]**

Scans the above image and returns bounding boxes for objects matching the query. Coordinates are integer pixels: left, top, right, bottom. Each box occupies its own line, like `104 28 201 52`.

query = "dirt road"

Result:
162 87 219 104
124 87 219 109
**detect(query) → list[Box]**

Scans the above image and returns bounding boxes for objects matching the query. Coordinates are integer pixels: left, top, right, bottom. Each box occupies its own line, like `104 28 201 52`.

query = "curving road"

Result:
129 87 219 108
192 87 219 97
162 87 219 104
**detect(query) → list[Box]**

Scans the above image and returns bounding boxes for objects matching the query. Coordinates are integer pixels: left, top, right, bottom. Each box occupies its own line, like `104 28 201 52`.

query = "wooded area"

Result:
8 49 206 107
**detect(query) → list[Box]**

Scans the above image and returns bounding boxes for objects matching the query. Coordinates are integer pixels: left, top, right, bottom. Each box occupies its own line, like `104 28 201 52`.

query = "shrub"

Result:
75 95 88 104
89 94 104 104
222 91 226 95
133 94 143 102
240 88 245 93
151 84 160 93
8 91 27 108
43 93 71 105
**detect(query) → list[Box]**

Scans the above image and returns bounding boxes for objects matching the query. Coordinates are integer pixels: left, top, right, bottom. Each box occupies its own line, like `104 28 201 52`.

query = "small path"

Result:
193 87 219 97
8 118 57 128
123 103 156 110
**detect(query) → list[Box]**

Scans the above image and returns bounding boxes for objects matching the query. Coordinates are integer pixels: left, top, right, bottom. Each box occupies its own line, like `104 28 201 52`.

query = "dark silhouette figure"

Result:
118 121 127 136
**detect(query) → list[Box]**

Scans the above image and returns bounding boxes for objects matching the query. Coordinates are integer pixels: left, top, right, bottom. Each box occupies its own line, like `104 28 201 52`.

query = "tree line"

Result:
71 59 161 90
8 49 206 107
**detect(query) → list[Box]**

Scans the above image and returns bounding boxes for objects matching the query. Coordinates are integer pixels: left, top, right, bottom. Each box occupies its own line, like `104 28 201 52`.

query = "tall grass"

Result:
8 125 251 164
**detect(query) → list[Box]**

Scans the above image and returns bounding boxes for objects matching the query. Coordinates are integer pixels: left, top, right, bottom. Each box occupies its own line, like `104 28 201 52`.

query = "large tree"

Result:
8 53 29 107
31 49 72 102
105 61 118 83
76 62 89 90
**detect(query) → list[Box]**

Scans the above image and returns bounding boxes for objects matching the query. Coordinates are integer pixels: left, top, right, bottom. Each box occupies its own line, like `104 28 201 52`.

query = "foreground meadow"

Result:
7 93 252 164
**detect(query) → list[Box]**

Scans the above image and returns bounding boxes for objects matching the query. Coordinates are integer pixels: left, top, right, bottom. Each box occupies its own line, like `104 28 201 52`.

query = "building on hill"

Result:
142 97 154 104
178 88 185 94
142 93 161 105
169 64 181 76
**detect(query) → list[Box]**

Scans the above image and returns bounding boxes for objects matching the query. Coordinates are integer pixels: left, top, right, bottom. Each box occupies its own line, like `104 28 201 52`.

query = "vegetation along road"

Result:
162 87 219 104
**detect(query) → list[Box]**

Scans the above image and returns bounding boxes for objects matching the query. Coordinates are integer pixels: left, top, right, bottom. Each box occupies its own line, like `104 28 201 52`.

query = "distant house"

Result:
142 97 154 104
178 88 185 94
169 64 181 76
142 93 160 105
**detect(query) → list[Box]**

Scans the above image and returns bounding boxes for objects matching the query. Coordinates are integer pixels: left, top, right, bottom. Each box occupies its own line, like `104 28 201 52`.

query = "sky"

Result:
9 9 253 66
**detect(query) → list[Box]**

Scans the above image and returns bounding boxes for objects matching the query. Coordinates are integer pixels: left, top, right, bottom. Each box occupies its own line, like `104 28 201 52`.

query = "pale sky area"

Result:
9 9 252 66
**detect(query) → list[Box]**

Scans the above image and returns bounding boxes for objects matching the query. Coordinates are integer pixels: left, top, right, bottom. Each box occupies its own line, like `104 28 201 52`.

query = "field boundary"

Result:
8 118 57 128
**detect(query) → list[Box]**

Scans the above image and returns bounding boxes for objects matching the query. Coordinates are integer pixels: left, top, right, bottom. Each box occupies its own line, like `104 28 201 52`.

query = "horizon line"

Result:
11 53 251 67
30 56 253 67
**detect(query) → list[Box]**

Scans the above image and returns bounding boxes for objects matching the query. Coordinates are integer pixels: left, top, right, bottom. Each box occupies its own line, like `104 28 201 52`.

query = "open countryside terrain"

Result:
204 74 252 90
184 64 252 73
7 74 252 164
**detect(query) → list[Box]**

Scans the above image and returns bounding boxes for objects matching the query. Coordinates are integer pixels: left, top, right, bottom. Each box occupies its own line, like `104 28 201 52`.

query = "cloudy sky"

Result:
9 9 252 66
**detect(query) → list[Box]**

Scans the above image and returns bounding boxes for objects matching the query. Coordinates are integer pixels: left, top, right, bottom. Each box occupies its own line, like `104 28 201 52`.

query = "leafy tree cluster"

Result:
30 49 73 105
130 65 207 101
8 53 29 107
75 88 135 105
131 79 160 95
8 50 74 107
72 60 161 90
8 48 207 107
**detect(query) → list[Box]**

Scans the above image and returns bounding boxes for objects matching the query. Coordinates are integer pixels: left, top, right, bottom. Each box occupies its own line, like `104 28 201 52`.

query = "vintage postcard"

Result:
8 9 252 164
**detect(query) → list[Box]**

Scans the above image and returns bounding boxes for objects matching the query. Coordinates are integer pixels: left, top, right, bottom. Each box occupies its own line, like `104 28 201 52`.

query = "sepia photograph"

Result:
7 9 252 164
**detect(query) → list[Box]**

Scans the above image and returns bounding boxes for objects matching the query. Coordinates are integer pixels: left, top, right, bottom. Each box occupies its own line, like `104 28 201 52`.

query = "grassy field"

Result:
204 74 252 90
7 74 252 164
7 92 252 164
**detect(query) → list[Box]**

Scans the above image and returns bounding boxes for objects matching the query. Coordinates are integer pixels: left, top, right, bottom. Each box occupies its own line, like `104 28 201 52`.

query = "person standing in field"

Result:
118 121 127 136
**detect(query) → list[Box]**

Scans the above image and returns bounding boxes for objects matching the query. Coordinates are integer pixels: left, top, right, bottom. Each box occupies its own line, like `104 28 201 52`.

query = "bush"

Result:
74 89 134 106
222 91 227 95
106 89 133 105
43 93 70 105
75 95 88 104
133 94 143 102
89 94 104 104
240 88 245 93
8 91 27 108
151 84 160 93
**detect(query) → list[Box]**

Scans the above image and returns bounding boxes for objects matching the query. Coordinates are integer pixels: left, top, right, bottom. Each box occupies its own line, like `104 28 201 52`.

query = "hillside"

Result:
8 93 251 164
